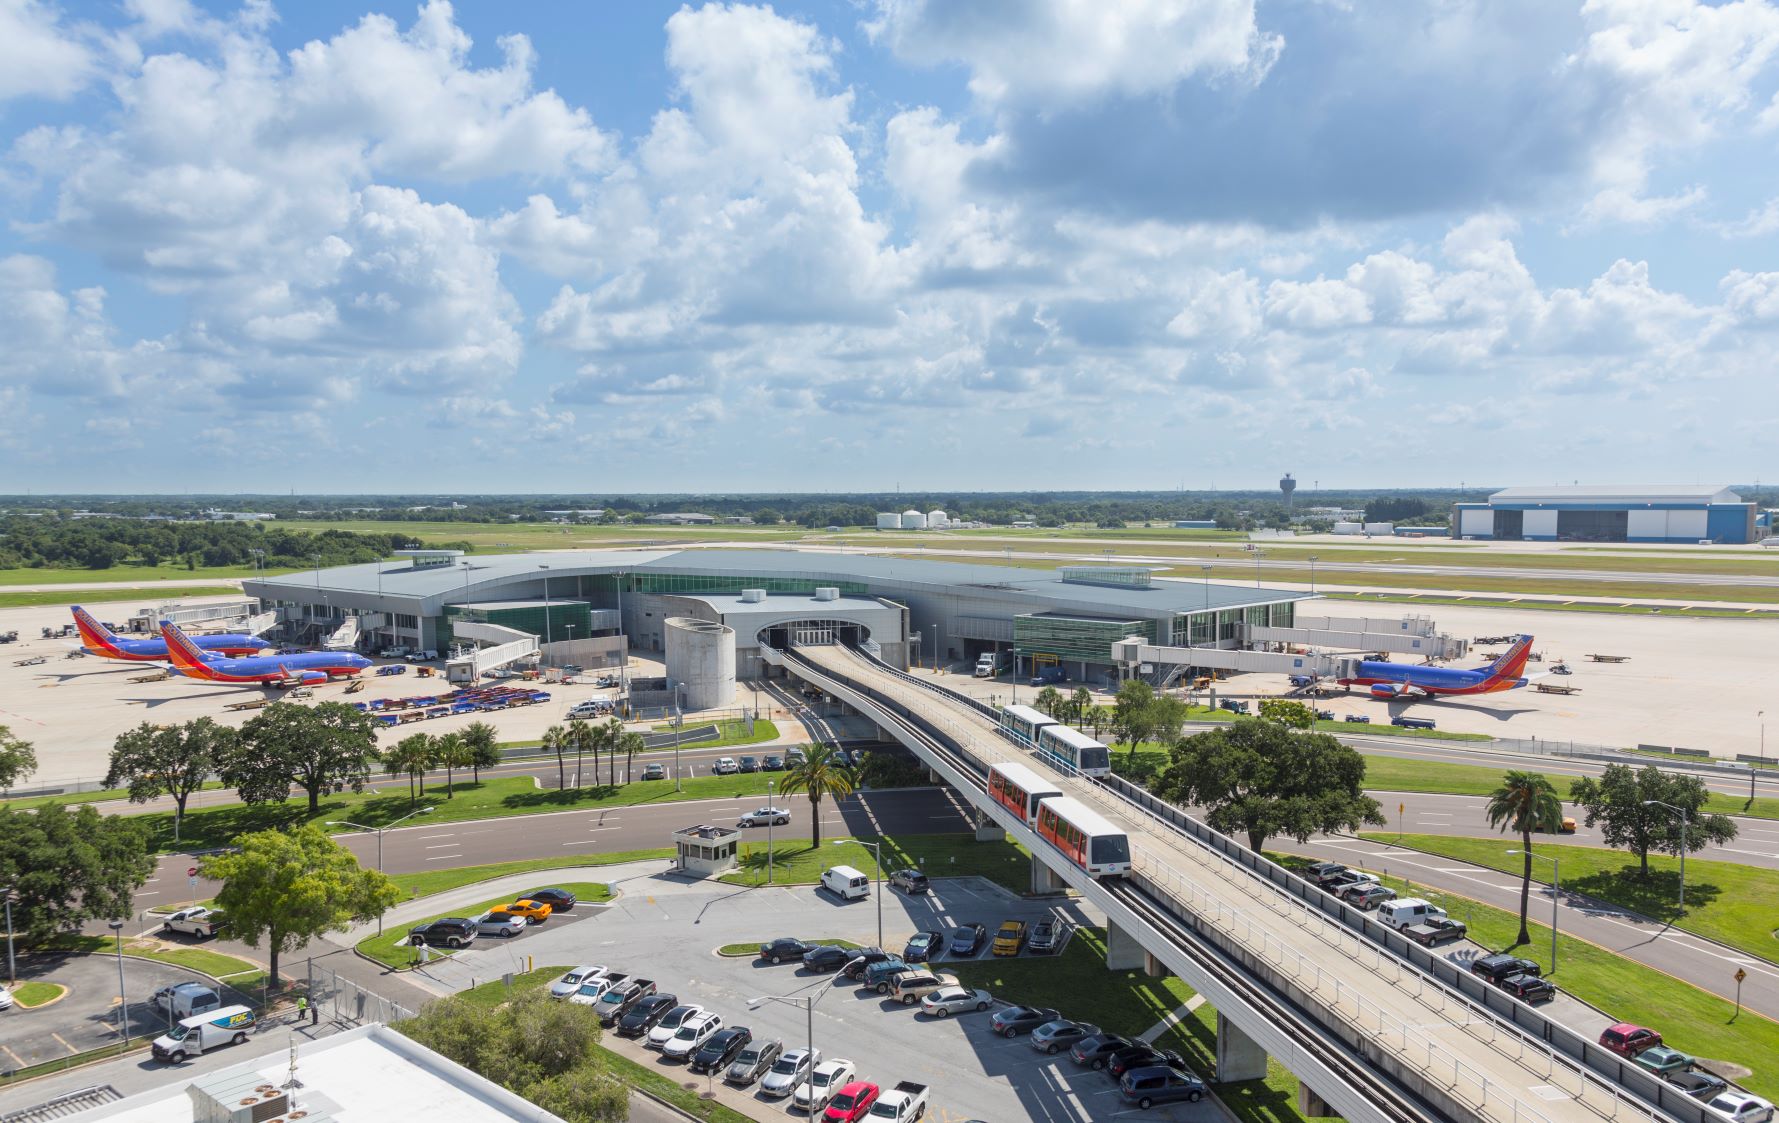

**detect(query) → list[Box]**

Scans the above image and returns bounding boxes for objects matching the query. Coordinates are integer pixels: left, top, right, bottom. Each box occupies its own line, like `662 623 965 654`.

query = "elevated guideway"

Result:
770 642 1704 1123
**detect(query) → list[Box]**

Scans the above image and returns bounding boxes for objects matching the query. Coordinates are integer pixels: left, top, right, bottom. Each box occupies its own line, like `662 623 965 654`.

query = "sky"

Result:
4 0 1779 494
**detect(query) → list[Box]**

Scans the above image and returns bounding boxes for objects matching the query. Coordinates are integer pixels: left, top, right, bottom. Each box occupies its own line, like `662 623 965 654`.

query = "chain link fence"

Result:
306 963 414 1027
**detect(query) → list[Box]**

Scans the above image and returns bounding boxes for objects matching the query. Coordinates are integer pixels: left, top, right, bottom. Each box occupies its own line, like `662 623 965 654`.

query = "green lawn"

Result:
719 834 1033 895
357 881 612 969
1324 591 1779 621
0 563 282 586
648 717 781 749
716 938 861 957
1274 854 1779 1098
384 848 673 902
276 518 812 551
457 965 572 1009
0 585 243 608
1357 755 1779 820
9 982 65 1008
126 943 261 979
1358 833 1779 962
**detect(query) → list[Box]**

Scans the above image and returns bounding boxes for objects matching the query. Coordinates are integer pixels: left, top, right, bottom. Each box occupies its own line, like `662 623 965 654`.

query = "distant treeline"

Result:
0 517 463 571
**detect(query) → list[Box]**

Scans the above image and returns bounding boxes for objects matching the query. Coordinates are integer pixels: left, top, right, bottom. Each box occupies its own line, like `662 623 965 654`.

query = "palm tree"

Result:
1034 685 1062 718
461 720 501 783
779 743 857 848
566 718 595 788
434 732 469 798
542 723 568 791
385 733 433 806
618 729 644 783
1070 687 1093 724
1486 770 1563 945
600 717 626 786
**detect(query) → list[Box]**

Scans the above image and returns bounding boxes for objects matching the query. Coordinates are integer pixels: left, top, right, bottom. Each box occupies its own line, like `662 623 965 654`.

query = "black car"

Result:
617 993 679 1037
948 923 988 957
738 756 759 773
841 948 893 980
802 945 855 972
991 1005 1060 1038
1665 1071 1729 1100
889 869 930 894
1471 954 1542 985
760 937 811 964
523 888 578 911
903 930 943 964
762 755 785 770
1107 1046 1187 1081
407 917 476 948
1069 1033 1136 1070
690 1027 753 1074
726 1038 783 1086
1497 973 1557 1004
1027 920 1059 955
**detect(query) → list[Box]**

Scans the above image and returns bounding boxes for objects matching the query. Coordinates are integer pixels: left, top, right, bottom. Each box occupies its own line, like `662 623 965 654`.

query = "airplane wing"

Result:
1369 682 1428 700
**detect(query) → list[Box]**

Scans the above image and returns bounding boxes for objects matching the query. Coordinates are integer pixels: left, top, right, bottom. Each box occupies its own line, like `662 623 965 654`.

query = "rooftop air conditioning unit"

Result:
740 589 766 603
814 587 839 602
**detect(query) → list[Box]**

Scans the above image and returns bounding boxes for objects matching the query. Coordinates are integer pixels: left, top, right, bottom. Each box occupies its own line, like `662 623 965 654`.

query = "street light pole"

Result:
1642 800 1689 913
834 839 883 947
768 779 776 886
749 985 838 1107
1309 555 1318 595
1507 849 1560 972
109 918 127 1045
2 886 15 986
540 565 552 652
326 807 433 934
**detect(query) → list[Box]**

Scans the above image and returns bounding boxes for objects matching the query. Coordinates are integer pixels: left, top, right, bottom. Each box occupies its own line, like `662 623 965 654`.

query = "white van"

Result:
151 1005 255 1062
821 865 870 900
1377 898 1447 931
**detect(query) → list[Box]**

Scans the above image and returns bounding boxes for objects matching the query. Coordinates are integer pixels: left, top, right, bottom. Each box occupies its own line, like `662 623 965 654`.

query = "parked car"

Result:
760 937 812 964
890 971 958 1006
1496 973 1556 1004
151 982 221 1020
1069 1033 1136 1070
739 806 792 827
646 1004 706 1050
662 1012 723 1060
618 993 679 1037
1707 1092 1776 1123
762 755 785 771
903 930 943 964
407 918 476 949
1344 884 1397 910
889 869 930 894
787 748 807 766
1471 955 1542 986
795 1060 856 1112
870 1081 929 1123
802 945 855 973
569 972 628 1006
0 985 11 1010
1027 919 1060 955
948 923 988 957
1119 1065 1206 1109
992 920 1026 957
595 979 656 1025
1665 1071 1729 1100
1632 1046 1695 1076
864 959 914 994
823 1080 881 1123
1404 917 1469 947
551 965 607 999
523 887 577 911
472 912 528 939
1030 1019 1101 1055
642 763 667 781
842 948 896 980
162 906 225 939
727 1038 784 1086
713 756 740 775
738 756 759 773
992 1005 1060 1038
1301 861 1348 886
1598 1022 1663 1058
760 1046 819 1097
920 986 993 1017
489 899 553 925
690 1026 753 1074
1107 1046 1188 1081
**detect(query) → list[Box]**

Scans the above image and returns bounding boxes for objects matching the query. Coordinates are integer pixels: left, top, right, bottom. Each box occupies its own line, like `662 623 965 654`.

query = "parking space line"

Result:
424 853 464 862
51 1032 79 1054
0 1043 25 1068
424 844 457 849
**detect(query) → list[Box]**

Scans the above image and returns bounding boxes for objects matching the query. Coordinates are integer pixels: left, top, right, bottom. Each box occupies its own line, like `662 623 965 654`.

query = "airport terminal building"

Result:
1453 485 1759 544
243 549 1312 688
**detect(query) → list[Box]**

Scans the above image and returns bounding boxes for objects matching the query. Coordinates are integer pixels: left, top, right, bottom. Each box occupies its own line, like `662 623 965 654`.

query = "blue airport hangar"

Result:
241 550 1312 688
1453 485 1759 544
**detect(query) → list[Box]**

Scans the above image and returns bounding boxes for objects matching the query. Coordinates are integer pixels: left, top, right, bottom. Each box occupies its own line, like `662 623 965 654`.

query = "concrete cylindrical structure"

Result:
664 617 736 711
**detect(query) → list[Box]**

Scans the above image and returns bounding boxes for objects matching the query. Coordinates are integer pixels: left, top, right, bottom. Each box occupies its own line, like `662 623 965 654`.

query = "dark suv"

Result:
408 918 476 949
802 945 855 973
690 1027 753 1074
1470 954 1542 985
841 948 894 980
889 869 930 894
618 993 679 1037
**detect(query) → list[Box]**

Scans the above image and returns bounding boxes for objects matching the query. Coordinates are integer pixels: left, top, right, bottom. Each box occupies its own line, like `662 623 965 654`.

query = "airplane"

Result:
71 605 268 661
1338 634 1535 700
159 619 372 685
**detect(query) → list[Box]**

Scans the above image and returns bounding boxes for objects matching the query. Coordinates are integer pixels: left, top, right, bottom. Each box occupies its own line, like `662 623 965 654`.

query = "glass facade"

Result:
1171 601 1294 645
626 574 869 596
1014 614 1156 665
445 602 594 645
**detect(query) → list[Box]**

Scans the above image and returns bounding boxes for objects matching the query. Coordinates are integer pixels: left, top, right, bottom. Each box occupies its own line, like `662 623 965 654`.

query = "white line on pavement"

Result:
424 854 464 862
424 844 457 849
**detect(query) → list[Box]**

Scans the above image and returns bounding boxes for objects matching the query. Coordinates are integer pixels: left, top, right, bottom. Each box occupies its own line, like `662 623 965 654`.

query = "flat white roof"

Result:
1488 485 1741 504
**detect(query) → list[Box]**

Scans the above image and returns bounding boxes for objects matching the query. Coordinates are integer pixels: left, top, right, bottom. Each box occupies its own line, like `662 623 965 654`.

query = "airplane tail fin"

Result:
159 620 217 678
71 605 122 653
1483 635 1534 685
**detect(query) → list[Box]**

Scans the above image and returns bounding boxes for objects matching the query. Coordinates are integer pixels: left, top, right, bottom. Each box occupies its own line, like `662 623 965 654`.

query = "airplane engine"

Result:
300 671 328 685
1369 684 1400 700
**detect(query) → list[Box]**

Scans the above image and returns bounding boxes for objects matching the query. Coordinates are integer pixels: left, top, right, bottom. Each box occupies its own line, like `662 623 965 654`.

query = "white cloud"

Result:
0 0 96 101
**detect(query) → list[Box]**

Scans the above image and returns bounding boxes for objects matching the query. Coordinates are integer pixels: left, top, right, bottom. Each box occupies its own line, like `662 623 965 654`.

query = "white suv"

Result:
662 1012 722 1059
738 806 791 827
647 1004 706 1050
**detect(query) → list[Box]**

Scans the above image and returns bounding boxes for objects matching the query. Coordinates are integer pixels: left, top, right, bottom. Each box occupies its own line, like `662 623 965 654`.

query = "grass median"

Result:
1359 754 1779 820
648 717 780 749
716 938 861 957
1274 854 1779 1099
356 881 612 970
1357 833 1779 963
0 584 243 608
719 833 1033 895
384 848 673 902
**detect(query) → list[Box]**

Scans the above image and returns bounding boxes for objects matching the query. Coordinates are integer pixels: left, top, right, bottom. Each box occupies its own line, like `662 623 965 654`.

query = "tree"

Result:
0 726 37 789
226 702 381 812
461 721 502 783
203 825 399 988
1153 720 1383 852
105 718 236 842
1084 705 1111 740
0 803 155 948
1069 687 1093 725
566 719 596 789
1149 694 1188 743
780 743 857 847
434 733 471 798
542 724 568 791
1112 679 1157 755
385 734 434 806
1258 699 1315 729
617 729 644 783
599 717 625 786
1034 686 1063 718
1485 771 1563 945
1569 764 1738 876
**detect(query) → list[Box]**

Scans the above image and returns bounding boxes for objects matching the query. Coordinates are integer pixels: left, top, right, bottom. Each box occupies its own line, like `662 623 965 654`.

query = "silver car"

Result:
550 965 607 998
760 1046 820 1097
473 912 527 939
919 985 993 1017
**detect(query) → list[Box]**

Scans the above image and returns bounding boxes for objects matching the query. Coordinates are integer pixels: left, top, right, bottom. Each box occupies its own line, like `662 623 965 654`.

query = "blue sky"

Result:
4 0 1779 493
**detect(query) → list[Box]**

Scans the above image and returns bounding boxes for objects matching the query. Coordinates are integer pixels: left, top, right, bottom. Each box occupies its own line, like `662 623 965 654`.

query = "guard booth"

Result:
672 823 740 877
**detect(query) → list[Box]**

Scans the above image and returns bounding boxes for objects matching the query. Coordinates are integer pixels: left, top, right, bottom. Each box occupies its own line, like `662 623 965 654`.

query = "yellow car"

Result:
491 899 554 925
991 919 1026 957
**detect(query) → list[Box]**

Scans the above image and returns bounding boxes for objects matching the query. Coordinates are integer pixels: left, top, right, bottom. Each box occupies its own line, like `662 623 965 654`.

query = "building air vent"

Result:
813 587 839 602
740 589 766 603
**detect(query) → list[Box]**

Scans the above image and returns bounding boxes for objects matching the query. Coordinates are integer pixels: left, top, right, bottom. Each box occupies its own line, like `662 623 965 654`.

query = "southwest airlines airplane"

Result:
159 619 372 685
72 605 266 661
1338 634 1535 700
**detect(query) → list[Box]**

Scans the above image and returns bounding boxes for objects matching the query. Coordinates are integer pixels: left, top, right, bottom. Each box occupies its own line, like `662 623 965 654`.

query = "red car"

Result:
823 1080 881 1122
1599 1023 1663 1058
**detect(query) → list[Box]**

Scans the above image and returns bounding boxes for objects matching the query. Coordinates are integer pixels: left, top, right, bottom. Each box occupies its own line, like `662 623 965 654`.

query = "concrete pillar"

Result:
1215 1015 1269 1082
1105 918 1148 971
1143 951 1170 979
1297 1085 1334 1117
974 821 1006 843
1029 856 1067 896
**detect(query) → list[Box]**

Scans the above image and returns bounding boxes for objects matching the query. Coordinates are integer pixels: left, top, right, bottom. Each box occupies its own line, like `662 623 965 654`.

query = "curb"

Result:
351 880 627 974
9 984 71 1011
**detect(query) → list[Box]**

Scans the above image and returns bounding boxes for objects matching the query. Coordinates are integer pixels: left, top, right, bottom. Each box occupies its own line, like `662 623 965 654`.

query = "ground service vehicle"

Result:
797 1060 856 1111
596 979 656 1025
920 986 992 1016
889 869 929 894
1599 1023 1663 1058
948 923 987 957
825 1080 882 1123
1392 716 1437 730
903 930 942 963
870 1081 929 1123
162 907 225 939
473 912 527 938
152 1005 255 1062
992 920 1026 956
647 1004 705 1049
1027 919 1060 954
691 1027 752 1074
761 1047 820 1097
987 761 1062 826
551 965 607 997
727 1038 784 1086
822 865 870 900
1035 723 1111 777
1035 797 1132 877
619 994 678 1037
1031 1020 1100 1055
1120 1066 1206 1108
524 888 578 911
1404 917 1468 946
992 1005 1060 1037
151 982 221 1020
891 971 958 1005
803 945 855 972
975 652 999 677
663 1012 723 1059
408 918 476 949
760 937 811 963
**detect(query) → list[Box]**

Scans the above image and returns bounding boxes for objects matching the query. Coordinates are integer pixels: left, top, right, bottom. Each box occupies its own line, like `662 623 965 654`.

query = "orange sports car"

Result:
491 899 554 924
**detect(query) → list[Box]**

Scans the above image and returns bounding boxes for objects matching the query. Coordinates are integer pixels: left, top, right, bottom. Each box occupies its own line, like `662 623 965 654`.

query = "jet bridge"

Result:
445 621 540 683
1245 624 1467 660
1110 637 1362 680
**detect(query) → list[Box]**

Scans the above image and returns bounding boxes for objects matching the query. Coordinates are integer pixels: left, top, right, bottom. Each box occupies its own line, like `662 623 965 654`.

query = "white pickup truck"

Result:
162 906 225 939
870 1081 930 1123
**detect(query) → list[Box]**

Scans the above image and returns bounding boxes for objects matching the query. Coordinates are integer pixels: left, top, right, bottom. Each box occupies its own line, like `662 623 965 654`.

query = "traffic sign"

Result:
186 866 199 877
1736 968 1748 983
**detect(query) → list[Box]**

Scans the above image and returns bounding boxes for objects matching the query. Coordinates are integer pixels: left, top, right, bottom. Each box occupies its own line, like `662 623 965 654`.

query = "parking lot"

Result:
394 863 1221 1122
